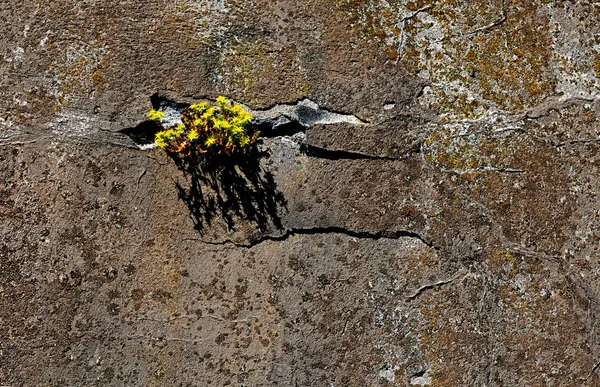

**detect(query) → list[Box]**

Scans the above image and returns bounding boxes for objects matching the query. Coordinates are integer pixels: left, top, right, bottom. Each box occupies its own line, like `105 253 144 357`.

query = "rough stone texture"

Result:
3 0 600 386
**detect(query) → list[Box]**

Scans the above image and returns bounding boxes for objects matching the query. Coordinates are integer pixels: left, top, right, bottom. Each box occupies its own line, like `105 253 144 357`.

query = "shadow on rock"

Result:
170 147 287 233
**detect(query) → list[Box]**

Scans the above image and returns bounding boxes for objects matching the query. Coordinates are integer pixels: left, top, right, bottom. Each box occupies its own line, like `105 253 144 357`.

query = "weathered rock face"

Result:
2 0 600 385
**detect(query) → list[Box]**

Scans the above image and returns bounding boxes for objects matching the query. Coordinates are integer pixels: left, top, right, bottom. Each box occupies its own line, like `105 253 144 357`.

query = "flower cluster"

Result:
150 96 258 156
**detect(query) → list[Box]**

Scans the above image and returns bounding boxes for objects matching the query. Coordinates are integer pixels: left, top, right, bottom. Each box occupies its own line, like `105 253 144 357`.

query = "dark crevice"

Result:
150 92 188 110
118 94 193 148
119 120 422 162
184 226 436 250
150 93 162 109
301 144 400 161
117 95 426 164
254 120 306 138
119 121 162 148
554 139 600 148
587 359 600 380
120 95 367 148
242 97 371 125
301 144 419 161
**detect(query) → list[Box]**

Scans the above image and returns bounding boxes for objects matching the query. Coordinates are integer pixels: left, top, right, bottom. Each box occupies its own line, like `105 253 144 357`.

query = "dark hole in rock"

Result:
119 121 161 148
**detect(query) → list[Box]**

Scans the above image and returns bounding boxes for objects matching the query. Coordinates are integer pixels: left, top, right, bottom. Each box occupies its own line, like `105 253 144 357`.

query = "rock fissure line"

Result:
241 97 369 122
429 95 598 128
435 0 507 43
136 315 257 324
431 165 526 175
587 360 600 380
399 5 434 23
436 13 506 44
121 96 368 149
554 139 600 148
405 272 468 301
250 98 368 129
183 226 436 250
437 14 507 43
300 144 417 161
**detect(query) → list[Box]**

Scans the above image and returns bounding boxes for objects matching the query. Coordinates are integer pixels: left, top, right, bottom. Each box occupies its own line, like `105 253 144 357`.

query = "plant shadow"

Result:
170 147 287 233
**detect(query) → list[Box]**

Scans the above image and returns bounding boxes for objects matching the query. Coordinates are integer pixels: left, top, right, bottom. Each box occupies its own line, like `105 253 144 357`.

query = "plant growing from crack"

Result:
149 96 259 157
145 96 284 233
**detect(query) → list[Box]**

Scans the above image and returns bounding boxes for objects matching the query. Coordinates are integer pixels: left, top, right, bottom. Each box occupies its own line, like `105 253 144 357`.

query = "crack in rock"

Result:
120 96 367 150
431 165 526 175
251 98 367 135
183 226 436 250
300 144 408 161
405 278 456 300
405 271 468 301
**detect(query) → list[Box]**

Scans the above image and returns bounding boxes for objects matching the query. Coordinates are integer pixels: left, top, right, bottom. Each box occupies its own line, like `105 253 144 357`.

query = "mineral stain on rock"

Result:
2 0 600 385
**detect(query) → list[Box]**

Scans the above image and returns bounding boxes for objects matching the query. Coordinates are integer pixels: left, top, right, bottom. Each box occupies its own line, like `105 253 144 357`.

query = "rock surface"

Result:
2 0 600 385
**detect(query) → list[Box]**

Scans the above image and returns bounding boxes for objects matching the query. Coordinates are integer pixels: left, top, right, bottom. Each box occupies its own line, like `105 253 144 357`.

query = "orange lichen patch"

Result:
220 45 260 98
488 250 520 276
48 41 108 107
403 244 439 273
333 0 407 60
425 0 553 117
487 252 552 319
334 0 556 119
334 0 398 42
593 51 600 78
423 125 514 172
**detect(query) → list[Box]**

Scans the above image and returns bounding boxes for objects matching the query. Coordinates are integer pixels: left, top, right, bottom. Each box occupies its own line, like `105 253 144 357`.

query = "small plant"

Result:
150 96 258 156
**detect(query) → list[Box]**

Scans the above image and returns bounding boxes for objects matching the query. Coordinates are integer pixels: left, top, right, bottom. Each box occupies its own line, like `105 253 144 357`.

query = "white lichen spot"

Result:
250 99 366 128
171 0 229 40
13 47 25 62
548 6 600 98
379 363 397 382
411 369 432 386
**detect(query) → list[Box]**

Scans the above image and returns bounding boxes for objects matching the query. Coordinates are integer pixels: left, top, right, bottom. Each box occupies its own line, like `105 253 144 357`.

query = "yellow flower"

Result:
147 109 164 122
188 102 208 113
205 136 217 147
187 129 199 142
216 96 228 105
154 96 257 156
155 136 168 149
154 124 185 150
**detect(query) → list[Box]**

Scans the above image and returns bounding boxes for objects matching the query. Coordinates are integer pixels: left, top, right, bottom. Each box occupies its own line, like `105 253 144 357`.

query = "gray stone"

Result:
2 0 600 385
